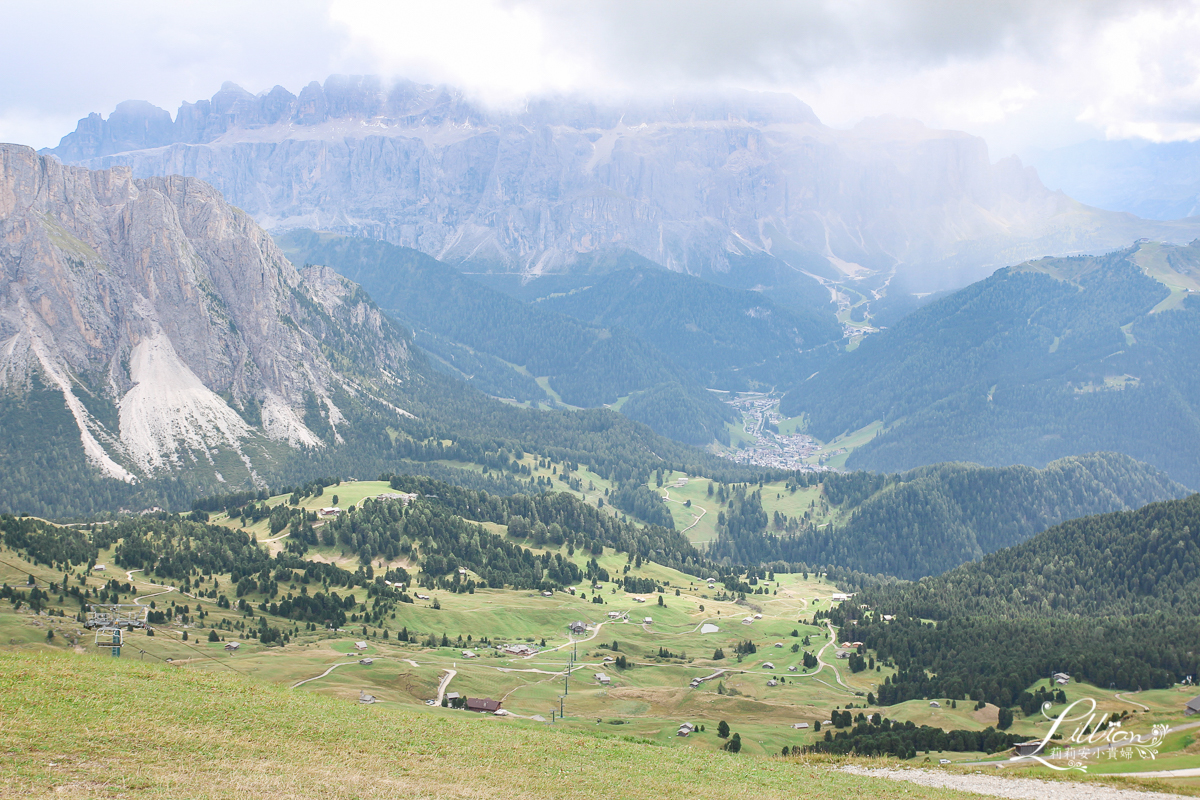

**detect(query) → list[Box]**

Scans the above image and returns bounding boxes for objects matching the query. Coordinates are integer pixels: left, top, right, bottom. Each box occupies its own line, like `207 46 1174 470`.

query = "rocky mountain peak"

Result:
0 144 412 485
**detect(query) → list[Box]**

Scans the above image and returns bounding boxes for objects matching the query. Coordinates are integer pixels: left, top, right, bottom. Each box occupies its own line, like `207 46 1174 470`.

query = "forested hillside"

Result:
859 492 1200 618
830 493 1200 707
275 230 736 442
705 453 1186 579
781 241 1200 488
539 266 840 389
2 472 711 605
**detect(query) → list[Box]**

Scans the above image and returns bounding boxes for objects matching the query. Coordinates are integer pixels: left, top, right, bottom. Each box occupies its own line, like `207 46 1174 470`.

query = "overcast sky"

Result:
3 0 1200 158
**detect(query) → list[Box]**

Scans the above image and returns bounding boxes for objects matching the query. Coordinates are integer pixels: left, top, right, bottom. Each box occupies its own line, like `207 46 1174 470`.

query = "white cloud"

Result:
2 0 1199 154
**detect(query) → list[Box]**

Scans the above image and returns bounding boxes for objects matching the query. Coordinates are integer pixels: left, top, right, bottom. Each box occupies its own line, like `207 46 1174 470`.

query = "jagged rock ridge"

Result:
44 76 1200 293
0 144 413 485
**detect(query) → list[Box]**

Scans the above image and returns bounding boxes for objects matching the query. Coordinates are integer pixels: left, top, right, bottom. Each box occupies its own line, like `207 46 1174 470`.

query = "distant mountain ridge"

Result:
537 265 842 388
1027 138 1200 221
274 230 740 445
782 240 1200 488
41 75 1200 294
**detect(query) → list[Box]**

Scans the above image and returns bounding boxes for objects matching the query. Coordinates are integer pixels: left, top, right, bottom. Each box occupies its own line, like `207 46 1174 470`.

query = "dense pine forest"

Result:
704 454 1185 578
828 493 1200 707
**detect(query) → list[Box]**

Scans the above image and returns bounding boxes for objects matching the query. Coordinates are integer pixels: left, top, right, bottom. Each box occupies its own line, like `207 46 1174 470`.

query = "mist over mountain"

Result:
1026 138 1200 221
41 75 1200 296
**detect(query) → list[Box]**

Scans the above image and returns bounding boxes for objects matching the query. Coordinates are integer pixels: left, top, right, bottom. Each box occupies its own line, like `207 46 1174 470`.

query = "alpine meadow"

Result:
4 5 1200 799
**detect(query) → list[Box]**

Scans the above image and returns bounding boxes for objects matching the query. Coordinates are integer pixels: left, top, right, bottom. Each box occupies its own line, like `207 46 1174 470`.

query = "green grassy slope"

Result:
0 650 982 799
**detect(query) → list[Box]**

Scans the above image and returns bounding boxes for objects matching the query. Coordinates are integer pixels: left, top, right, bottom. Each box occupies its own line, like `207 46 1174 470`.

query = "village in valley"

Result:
716 393 860 471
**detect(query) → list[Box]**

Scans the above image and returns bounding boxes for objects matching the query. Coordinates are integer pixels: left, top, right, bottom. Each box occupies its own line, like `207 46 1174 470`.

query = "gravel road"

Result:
840 765 1183 799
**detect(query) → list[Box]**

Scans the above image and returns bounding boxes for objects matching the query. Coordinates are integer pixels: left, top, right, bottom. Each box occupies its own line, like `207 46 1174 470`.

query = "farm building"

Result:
643 617 653 624
358 690 376 704
354 641 368 651
318 507 342 517
787 666 797 672
542 591 553 597
567 621 588 635
503 643 537 656
767 679 778 687
461 650 476 658
224 642 240 651
792 723 810 730
762 662 774 669
831 593 851 601
466 698 501 713
677 722 695 737
594 673 611 685
930 701 940 708
607 611 623 619
1053 672 1071 685
92 564 106 571
1186 696 1200 716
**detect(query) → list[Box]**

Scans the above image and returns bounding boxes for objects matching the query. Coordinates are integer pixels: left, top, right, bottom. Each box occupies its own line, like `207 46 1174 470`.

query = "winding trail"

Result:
291 660 370 689
435 669 457 705
126 569 186 605
1114 691 1151 711
659 488 708 536
813 620 853 691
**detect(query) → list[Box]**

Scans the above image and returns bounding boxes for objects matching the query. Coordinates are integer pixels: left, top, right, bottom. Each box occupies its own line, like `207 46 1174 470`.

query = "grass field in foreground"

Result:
0 650 984 800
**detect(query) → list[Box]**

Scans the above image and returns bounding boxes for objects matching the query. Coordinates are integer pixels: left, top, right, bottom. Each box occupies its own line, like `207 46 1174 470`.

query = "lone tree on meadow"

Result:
717 720 730 738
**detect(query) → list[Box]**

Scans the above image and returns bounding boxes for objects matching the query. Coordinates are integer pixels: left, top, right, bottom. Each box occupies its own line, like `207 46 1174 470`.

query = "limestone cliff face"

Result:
44 76 1200 291
0 144 411 481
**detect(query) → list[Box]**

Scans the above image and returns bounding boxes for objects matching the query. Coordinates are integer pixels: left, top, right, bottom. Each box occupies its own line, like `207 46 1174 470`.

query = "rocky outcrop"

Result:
0 144 412 483
44 76 1200 292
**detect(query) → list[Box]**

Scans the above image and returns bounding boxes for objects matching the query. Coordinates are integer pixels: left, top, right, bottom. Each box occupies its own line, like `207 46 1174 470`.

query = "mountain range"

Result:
782 240 1200 488
41 75 1200 297
0 144 761 517
1027 138 1200 221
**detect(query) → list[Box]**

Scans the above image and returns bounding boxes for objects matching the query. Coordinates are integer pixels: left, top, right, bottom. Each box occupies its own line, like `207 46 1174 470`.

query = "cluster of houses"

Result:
835 640 865 660
677 722 697 737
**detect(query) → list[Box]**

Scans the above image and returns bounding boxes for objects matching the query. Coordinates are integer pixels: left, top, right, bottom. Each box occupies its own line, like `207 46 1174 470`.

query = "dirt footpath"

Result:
840 765 1182 800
